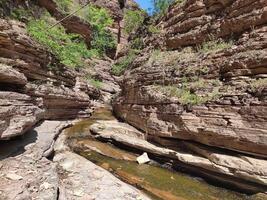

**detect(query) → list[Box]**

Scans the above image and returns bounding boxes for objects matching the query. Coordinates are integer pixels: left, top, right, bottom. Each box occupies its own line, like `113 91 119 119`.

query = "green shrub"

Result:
85 74 102 88
55 0 73 12
130 38 144 50
251 78 267 91
152 0 174 15
111 50 137 76
27 18 95 68
84 5 116 55
155 85 204 105
89 78 102 88
197 38 233 53
124 10 145 34
148 25 161 34
152 0 184 16
54 2 116 55
154 82 221 105
10 7 32 20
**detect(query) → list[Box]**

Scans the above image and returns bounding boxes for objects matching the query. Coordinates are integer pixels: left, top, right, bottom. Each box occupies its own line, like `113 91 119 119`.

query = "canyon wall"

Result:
114 0 267 191
0 0 136 140
0 19 96 140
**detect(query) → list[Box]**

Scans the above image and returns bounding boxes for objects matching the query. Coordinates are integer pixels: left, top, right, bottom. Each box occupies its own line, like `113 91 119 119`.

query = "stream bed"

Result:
65 107 263 200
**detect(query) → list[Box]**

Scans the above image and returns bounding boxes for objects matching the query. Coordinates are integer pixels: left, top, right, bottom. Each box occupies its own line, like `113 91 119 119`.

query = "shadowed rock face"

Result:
113 0 267 191
0 19 96 140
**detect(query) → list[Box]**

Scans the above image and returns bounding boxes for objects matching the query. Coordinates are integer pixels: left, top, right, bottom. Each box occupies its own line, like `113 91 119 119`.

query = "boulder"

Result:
137 152 150 164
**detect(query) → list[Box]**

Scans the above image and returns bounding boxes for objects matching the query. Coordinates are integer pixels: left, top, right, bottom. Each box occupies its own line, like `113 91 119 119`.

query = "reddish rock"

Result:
161 0 267 49
37 0 92 45
113 0 267 191
0 19 94 139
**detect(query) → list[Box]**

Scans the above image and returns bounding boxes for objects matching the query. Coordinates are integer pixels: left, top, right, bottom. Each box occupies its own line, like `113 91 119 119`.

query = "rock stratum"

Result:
114 0 267 192
0 0 267 198
0 19 96 140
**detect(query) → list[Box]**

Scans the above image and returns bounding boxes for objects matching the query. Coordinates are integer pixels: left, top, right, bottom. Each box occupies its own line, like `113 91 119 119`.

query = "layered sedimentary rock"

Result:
90 120 267 192
0 19 95 139
114 0 267 191
162 0 267 49
53 130 151 200
37 0 92 45
38 0 139 53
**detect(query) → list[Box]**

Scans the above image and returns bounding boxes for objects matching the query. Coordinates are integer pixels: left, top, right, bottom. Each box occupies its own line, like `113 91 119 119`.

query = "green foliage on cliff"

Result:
152 0 174 15
111 50 137 76
55 0 73 12
197 38 233 53
27 3 116 68
54 0 116 55
27 17 94 68
148 25 161 34
84 5 116 55
151 0 184 17
251 78 267 92
154 79 221 105
90 79 102 89
155 85 204 105
10 7 31 20
124 10 145 34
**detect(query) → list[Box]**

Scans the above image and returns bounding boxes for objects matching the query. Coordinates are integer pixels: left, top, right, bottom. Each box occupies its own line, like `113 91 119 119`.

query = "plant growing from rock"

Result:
250 78 267 92
90 79 102 89
10 6 32 20
84 5 116 55
54 1 116 55
124 10 145 34
130 37 144 50
54 0 73 12
111 50 137 76
197 37 233 53
153 78 222 105
148 25 161 34
27 14 95 68
152 0 184 16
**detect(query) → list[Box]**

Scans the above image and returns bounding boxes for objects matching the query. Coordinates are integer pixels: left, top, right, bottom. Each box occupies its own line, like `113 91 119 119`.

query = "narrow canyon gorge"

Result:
0 0 266 199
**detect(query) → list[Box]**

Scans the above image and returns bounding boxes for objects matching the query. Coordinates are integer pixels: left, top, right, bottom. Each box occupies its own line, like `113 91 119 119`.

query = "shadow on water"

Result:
65 107 265 200
0 130 38 160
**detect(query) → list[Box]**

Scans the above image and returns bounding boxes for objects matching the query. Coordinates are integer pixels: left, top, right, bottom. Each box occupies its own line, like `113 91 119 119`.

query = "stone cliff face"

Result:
0 0 135 140
0 2 153 199
114 0 267 192
0 19 95 139
1 0 267 197
163 0 267 49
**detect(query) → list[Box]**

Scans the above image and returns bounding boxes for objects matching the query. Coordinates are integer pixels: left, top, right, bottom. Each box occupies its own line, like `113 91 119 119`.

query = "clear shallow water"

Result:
65 107 263 200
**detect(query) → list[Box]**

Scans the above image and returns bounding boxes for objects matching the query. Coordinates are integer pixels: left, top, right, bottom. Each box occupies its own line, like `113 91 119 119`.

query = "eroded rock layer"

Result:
114 0 267 191
0 19 95 139
162 0 267 49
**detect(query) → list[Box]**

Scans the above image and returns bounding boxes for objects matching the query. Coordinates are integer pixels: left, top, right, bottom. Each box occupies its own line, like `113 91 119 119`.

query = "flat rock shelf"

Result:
65 107 267 200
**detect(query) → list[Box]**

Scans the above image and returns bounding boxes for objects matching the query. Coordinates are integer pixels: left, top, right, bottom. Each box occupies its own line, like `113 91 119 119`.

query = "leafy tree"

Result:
124 10 145 34
54 1 116 55
151 0 175 15
85 5 116 55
